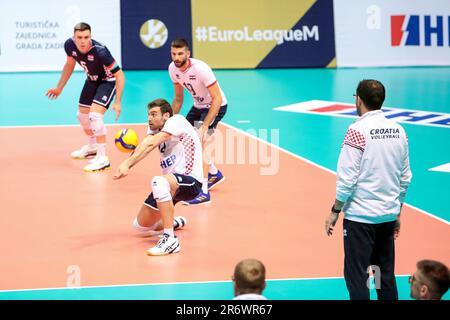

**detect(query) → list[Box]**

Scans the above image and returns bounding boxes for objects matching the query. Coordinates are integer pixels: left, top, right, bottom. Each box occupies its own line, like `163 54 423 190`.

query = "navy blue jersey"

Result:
64 38 120 82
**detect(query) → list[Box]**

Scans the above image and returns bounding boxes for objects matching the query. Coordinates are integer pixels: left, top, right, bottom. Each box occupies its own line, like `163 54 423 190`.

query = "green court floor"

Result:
0 276 428 300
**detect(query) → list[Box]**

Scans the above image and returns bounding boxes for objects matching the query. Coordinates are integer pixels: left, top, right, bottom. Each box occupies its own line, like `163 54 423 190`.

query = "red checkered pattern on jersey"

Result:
343 128 366 151
179 133 195 174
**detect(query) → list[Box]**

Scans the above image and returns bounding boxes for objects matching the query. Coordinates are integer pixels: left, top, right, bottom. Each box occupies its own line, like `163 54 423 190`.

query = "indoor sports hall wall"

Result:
1 0 449 72
0 0 121 72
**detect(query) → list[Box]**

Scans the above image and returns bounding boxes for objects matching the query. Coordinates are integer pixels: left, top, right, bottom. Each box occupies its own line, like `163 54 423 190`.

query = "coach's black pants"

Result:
343 219 398 300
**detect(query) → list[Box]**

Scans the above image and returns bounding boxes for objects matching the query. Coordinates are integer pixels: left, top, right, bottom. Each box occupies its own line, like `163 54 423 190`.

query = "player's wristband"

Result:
331 205 341 214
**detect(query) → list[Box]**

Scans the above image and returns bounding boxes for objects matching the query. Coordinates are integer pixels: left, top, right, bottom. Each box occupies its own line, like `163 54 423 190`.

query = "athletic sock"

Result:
202 178 208 193
164 228 174 237
209 160 218 175
96 143 106 158
88 136 96 149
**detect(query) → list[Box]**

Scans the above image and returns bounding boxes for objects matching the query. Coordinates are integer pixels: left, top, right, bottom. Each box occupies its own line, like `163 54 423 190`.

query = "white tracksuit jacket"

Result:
336 109 412 224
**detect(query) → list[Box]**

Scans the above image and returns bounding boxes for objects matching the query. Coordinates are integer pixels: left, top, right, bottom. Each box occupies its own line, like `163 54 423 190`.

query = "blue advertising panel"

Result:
257 0 335 68
121 0 192 70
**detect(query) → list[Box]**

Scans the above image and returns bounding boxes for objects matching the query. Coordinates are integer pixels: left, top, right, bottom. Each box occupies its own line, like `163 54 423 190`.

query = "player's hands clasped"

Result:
46 88 62 100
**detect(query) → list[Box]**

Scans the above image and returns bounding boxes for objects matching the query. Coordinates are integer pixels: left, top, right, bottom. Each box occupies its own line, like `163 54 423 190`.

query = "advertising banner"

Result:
0 0 121 72
334 0 450 67
120 0 192 70
191 0 336 69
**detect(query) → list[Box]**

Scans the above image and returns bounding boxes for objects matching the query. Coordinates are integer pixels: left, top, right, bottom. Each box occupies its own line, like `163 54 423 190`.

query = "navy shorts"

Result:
79 80 116 109
143 173 202 210
186 104 227 134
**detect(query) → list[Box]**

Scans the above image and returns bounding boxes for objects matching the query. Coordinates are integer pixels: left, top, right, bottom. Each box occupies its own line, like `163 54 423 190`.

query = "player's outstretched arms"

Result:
113 161 130 180
113 132 171 180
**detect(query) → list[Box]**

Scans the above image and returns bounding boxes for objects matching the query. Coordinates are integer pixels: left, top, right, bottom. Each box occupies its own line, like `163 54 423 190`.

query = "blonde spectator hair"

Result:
233 259 266 294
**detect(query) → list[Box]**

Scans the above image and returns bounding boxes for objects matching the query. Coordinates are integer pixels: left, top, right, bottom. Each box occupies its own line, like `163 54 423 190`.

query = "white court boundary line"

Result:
0 275 412 294
220 122 450 226
0 122 447 293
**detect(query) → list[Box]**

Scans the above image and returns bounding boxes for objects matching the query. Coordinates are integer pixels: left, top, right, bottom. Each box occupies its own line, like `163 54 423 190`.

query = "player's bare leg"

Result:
183 135 212 205
202 145 211 188
204 133 225 190
134 205 162 232
183 133 223 205
134 203 186 235
134 174 186 233
134 174 184 255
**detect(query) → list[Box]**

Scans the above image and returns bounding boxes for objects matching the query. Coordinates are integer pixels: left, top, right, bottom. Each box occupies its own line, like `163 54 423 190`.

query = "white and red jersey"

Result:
168 58 227 109
147 115 203 182
336 110 412 224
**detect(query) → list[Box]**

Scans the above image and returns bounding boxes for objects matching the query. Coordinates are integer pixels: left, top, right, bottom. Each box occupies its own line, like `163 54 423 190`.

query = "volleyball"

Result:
115 128 139 153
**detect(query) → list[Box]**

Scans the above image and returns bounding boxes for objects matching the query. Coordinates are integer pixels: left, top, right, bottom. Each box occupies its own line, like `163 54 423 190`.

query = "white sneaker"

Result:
146 233 180 256
83 156 110 172
71 145 97 159
88 154 104 163
174 216 187 230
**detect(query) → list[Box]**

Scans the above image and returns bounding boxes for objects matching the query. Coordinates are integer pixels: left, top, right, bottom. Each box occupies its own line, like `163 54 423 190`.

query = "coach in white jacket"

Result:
325 79 412 300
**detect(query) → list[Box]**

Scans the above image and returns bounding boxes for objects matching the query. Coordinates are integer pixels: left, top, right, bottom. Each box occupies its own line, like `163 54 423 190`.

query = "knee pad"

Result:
77 111 91 131
151 176 172 202
89 112 107 136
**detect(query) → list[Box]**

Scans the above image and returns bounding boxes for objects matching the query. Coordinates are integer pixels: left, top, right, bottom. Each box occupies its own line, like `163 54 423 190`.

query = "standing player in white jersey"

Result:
169 38 227 205
114 99 203 256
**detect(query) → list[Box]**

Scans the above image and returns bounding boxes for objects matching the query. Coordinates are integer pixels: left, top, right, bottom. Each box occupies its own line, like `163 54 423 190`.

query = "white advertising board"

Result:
334 0 450 67
0 0 121 72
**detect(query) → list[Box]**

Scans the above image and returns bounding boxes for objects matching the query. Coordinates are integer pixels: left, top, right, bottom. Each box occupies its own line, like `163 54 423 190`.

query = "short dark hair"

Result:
74 22 91 33
233 259 266 295
171 38 190 50
356 79 385 110
417 259 450 299
147 99 173 117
